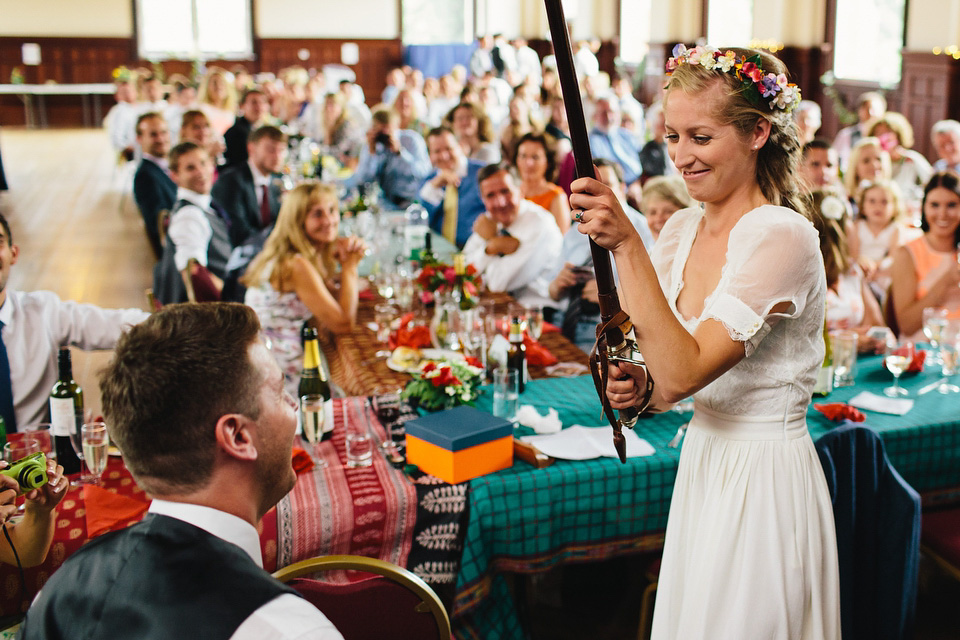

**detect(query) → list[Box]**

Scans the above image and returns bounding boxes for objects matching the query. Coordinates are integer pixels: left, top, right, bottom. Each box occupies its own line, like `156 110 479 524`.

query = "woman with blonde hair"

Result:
572 45 840 637
843 136 892 205
319 92 364 169
640 175 693 241
444 101 500 164
868 111 933 212
243 181 365 394
197 68 238 135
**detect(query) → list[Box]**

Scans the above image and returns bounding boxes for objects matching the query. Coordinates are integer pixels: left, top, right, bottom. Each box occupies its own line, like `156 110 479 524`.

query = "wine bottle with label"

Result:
49 347 83 474
298 326 332 443
506 316 527 394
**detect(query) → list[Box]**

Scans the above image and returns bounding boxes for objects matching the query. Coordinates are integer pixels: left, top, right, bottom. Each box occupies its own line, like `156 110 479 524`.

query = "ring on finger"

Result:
574 210 583 222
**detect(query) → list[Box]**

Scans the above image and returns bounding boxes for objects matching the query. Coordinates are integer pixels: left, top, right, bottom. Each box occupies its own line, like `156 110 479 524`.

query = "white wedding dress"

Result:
649 205 841 639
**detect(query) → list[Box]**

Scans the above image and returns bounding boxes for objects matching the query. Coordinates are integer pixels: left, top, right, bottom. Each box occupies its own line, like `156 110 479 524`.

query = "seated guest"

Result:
833 90 886 172
163 77 197 142
0 456 67 568
344 108 431 208
548 159 653 350
315 93 364 170
180 109 226 168
243 183 364 396
103 80 140 162
19 303 343 640
444 102 501 164
153 143 234 305
801 139 842 191
212 125 287 246
513 132 570 233
419 127 487 248
499 95 538 164
869 112 933 212
543 96 572 159
462 163 562 310
132 112 176 259
641 175 693 243
843 137 892 206
794 100 822 146
890 171 960 337
139 74 167 113
813 189 886 352
223 88 270 168
588 94 643 206
197 68 238 136
931 119 960 174
639 102 673 183
849 179 914 297
0 213 149 429
393 88 429 139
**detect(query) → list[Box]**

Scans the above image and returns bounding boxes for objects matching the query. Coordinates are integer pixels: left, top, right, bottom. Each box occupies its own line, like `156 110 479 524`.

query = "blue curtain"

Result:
403 44 477 78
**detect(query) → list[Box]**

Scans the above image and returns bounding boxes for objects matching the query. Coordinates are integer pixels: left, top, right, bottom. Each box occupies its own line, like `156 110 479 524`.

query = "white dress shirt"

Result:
103 101 141 152
462 199 563 309
0 289 148 428
148 500 344 640
168 187 216 271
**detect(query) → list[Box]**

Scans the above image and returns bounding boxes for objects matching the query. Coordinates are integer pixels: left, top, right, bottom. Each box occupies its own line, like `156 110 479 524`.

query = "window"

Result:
136 0 253 60
619 0 652 64
706 0 754 48
832 0 906 85
402 0 473 45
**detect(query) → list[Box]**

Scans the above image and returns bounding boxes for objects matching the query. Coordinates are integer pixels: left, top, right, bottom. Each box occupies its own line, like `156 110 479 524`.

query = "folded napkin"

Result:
848 391 914 415
292 447 315 474
359 288 377 301
814 403 866 423
523 334 558 366
541 322 560 334
388 313 432 350
516 405 562 434
522 425 655 460
83 484 150 538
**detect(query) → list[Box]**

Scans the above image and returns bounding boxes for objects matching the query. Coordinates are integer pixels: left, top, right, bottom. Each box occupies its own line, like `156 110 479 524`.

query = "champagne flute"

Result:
69 426 91 486
80 422 109 486
527 306 544 341
299 395 328 469
922 307 948 366
937 325 960 394
883 340 915 397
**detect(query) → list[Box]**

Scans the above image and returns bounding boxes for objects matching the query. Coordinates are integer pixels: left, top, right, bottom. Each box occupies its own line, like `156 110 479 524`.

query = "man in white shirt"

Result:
103 80 141 161
19 302 343 640
0 213 148 431
931 119 960 173
462 164 563 310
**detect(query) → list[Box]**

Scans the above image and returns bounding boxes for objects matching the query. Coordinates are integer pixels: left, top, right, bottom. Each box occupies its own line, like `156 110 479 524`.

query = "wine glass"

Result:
527 306 544 341
299 395 328 469
372 387 404 456
883 340 915 397
922 307 948 366
937 324 960 394
69 425 92 486
80 422 109 486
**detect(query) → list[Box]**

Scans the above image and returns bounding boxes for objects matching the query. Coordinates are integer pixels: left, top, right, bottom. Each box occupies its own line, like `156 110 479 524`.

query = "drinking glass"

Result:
299 395 329 469
4 438 40 466
527 306 544 341
345 421 373 468
80 422 109 486
373 387 404 451
830 330 858 387
937 325 960 394
22 423 55 462
69 424 93 486
922 307 949 366
374 303 398 344
493 368 520 424
883 341 915 397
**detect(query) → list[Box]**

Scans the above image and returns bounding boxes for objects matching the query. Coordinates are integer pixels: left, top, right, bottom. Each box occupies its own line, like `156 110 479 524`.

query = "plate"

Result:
386 348 465 373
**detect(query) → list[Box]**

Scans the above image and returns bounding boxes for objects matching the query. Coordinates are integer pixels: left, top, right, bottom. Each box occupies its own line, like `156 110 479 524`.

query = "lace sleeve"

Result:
703 206 825 357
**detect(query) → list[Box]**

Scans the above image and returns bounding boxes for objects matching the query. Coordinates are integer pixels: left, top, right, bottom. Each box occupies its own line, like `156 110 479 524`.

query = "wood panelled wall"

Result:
0 36 402 127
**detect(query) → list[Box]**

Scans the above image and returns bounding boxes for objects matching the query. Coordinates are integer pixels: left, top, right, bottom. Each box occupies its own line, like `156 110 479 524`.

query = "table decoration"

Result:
416 261 481 307
401 359 484 412
814 403 866 423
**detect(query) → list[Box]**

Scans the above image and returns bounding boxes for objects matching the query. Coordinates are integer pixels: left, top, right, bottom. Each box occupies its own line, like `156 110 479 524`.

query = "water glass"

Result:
4 437 41 466
527 306 544 341
81 422 109 486
922 307 949 366
883 341 914 397
22 423 55 461
492 368 520 424
830 330 858 387
345 423 373 468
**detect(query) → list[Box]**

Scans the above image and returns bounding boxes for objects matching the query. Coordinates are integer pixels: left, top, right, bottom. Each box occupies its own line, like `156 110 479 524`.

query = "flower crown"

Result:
666 44 801 115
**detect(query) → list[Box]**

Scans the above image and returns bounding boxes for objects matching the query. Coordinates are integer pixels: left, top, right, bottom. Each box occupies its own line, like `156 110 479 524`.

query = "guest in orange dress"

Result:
513 131 570 233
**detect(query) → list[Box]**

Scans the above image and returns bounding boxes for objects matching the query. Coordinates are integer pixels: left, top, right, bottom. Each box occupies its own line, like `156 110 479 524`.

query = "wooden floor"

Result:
0 127 154 416
2 127 959 638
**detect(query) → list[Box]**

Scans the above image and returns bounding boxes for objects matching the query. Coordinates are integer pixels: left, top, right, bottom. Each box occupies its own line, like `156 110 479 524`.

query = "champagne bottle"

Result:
299 326 332 443
813 314 834 397
506 316 527 394
50 347 83 474
452 253 475 310
420 232 436 268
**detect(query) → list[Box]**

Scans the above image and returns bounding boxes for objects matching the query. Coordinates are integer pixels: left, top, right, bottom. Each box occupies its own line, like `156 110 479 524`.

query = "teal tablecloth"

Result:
452 355 960 639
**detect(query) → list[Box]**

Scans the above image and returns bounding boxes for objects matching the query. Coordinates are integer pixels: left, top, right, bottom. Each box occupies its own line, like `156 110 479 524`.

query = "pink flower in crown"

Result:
687 46 704 64
666 57 679 74
776 73 789 89
740 62 763 83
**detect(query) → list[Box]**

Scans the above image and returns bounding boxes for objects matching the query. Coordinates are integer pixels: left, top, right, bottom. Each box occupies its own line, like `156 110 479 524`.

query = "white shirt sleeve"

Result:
419 179 444 206
474 204 561 293
229 594 344 640
168 205 213 271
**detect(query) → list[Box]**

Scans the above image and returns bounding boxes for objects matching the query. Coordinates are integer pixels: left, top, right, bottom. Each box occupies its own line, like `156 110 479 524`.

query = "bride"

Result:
571 46 841 639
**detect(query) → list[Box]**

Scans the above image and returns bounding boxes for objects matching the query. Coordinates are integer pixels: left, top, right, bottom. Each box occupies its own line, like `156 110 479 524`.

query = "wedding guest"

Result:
513 132 570 233
344 108 431 208
198 68 238 135
931 119 960 174
164 78 197 142
513 38 542 84
393 88 429 138
843 136 892 205
223 88 270 168
211 125 287 246
469 35 495 79
801 139 842 191
179 109 226 168
868 112 933 212
19 303 344 640
0 455 66 567
462 163 562 310
499 95 539 164
640 102 673 182
0 212 149 430
833 91 886 171
849 179 914 297
132 112 176 258
103 80 140 162
444 102 500 164
641 175 693 242
419 127 487 248
794 100 822 146
589 95 643 204
243 183 364 395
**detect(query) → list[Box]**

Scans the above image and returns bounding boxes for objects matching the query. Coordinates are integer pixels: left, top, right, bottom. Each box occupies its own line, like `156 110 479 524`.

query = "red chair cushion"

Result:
922 508 960 569
287 576 442 640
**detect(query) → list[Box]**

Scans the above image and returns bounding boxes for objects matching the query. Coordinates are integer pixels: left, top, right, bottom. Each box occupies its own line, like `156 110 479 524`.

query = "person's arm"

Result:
890 244 960 336
0 458 67 568
481 210 561 293
548 262 579 302
854 277 886 353
548 189 571 234
286 244 363 334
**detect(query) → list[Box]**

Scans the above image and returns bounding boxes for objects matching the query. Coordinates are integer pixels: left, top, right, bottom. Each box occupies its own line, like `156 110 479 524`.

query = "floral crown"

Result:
666 44 801 116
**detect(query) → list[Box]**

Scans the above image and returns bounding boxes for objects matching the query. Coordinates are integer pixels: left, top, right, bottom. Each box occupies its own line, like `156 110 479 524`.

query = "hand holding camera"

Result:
0 452 67 518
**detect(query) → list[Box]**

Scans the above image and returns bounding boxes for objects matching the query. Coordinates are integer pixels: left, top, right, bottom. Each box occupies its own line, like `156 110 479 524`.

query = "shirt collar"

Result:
248 160 271 188
176 187 213 211
143 154 169 172
148 500 264 567
0 290 14 327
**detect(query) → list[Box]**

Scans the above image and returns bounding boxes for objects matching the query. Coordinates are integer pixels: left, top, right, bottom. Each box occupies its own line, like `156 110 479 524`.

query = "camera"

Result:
374 132 392 147
1 452 48 493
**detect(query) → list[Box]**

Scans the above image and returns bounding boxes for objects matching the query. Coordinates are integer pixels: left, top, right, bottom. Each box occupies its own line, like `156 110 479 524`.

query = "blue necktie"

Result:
0 320 16 432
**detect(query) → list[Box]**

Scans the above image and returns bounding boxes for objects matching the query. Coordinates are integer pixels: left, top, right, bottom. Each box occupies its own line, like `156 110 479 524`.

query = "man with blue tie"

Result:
0 213 148 430
418 127 487 248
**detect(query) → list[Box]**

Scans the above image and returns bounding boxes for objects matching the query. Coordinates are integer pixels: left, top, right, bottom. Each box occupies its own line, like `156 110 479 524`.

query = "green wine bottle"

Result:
50 347 83 474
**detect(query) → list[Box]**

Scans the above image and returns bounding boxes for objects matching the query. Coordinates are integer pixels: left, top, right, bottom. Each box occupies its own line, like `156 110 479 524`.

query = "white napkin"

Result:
521 425 655 460
488 334 511 370
847 391 914 415
515 405 562 434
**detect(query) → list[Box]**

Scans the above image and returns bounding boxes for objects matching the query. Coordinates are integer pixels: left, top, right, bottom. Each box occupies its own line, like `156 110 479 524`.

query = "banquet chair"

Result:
921 507 960 584
273 555 451 640
815 422 921 640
